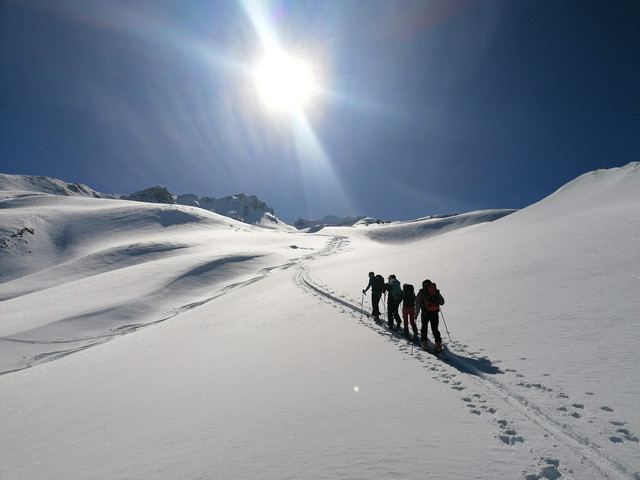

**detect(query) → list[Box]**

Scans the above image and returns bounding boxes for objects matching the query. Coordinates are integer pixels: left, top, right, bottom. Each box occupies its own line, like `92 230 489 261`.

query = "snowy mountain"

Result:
0 173 118 199
177 192 289 229
1 163 639 480
0 174 289 228
121 185 177 204
294 214 373 230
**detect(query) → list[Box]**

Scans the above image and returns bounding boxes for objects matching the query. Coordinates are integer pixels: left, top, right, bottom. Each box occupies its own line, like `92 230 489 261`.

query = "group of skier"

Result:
362 272 445 353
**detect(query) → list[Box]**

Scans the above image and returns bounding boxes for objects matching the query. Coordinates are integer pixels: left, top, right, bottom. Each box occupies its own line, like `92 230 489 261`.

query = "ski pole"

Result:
440 309 452 342
383 292 387 318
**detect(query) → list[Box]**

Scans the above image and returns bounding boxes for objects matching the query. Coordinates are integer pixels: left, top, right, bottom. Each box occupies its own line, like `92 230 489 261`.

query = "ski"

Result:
427 345 451 361
417 337 450 361
371 317 451 361
423 346 450 361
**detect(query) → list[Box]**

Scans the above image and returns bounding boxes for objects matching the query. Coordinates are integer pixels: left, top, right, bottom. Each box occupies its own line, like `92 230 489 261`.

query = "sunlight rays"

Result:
240 0 355 218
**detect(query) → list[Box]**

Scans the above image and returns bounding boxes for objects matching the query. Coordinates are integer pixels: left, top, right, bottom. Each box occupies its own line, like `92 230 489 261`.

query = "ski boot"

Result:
435 341 443 353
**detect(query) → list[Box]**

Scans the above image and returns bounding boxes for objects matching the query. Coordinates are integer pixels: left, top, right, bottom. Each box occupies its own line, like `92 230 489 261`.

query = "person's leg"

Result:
409 308 418 335
421 312 429 349
371 291 381 317
429 311 442 351
393 299 402 328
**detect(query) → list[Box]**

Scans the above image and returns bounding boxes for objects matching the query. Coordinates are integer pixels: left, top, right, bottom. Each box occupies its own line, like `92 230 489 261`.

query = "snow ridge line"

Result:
294 263 634 480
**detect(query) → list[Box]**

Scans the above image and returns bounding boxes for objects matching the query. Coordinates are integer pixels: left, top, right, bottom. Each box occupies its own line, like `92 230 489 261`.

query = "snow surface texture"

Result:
1 163 639 480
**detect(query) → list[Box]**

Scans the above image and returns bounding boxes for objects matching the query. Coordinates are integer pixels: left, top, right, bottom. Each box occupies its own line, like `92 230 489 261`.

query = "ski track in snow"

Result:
0 234 349 375
293 236 639 480
3 232 638 480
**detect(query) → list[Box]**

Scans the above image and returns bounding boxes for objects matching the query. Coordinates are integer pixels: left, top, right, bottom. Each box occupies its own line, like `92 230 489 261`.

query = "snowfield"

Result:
1 164 639 480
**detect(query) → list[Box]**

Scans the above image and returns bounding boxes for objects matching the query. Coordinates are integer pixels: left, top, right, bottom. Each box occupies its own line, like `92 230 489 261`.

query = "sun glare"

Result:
253 51 316 111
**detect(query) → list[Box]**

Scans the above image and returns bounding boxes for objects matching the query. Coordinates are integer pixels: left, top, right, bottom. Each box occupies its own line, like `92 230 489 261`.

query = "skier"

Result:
363 272 385 322
402 283 418 341
415 279 445 352
385 274 403 330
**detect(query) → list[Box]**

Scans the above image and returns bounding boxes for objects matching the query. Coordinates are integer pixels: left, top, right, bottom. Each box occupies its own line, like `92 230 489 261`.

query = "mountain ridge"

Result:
0 174 285 228
0 173 464 229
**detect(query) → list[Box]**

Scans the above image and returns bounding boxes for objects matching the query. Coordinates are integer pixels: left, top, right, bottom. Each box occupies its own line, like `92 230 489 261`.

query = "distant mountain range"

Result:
0 174 393 229
0 174 285 227
293 215 385 231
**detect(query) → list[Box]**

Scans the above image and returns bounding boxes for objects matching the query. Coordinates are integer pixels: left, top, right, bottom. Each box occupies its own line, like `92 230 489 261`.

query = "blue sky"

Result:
1 0 638 223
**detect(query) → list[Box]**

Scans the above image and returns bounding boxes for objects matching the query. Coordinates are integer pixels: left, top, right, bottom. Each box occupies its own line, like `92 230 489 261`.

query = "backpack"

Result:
424 282 444 311
373 274 385 293
402 283 415 304
390 279 402 298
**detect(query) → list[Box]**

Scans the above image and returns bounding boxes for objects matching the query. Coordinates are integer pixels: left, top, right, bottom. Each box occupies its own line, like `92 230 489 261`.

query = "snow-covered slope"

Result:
360 209 517 242
0 173 117 199
294 214 371 229
1 163 638 480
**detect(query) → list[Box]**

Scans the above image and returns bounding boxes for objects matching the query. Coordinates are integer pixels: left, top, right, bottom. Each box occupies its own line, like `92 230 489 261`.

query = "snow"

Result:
1 163 639 480
0 173 291 228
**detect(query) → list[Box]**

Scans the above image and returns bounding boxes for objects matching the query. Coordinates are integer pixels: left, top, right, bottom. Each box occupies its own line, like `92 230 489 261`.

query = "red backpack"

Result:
424 283 444 311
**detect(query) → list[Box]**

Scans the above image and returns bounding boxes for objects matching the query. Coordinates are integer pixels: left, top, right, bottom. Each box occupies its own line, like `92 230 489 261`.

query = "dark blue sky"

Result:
1 0 638 223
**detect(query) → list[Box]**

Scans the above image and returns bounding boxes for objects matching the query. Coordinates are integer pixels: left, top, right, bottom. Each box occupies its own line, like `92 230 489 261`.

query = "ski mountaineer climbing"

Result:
415 279 445 353
402 283 418 341
385 274 403 330
363 272 385 322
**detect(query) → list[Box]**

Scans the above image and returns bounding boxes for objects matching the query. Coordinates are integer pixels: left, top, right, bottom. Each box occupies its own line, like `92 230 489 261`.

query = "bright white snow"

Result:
1 164 639 480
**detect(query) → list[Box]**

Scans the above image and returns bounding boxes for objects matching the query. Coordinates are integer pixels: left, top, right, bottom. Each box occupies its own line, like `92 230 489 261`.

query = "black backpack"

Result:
373 274 385 292
403 283 415 304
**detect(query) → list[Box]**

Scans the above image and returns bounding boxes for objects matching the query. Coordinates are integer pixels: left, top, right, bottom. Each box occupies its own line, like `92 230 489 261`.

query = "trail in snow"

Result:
0 234 349 375
294 237 638 480
3 230 637 479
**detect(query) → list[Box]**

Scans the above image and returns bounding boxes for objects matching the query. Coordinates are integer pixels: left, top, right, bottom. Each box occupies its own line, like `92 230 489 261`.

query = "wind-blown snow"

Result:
1 163 639 480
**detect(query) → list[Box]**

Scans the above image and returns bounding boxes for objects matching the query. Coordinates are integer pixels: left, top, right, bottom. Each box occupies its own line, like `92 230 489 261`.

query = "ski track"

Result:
293 236 638 480
0 234 349 375
3 234 638 480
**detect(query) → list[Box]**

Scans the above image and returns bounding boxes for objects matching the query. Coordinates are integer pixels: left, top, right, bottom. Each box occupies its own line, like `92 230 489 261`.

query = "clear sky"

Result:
1 0 638 223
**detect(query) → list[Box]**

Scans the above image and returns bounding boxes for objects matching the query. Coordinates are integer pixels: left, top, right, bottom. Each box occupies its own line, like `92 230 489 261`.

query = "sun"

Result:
253 51 317 111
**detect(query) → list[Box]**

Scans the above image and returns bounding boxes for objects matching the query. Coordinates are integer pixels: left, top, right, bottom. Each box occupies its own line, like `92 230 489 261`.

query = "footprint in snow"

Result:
496 420 525 445
525 458 561 480
499 432 524 445
610 428 639 443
